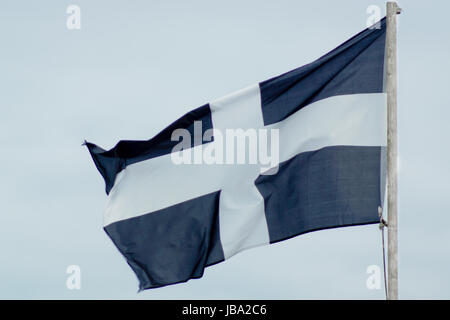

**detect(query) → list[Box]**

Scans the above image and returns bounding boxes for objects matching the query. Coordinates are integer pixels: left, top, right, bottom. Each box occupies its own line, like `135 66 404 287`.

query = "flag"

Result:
86 18 387 290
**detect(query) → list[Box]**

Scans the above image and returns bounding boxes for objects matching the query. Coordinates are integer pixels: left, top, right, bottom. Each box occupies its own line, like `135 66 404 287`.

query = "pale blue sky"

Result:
1 0 449 299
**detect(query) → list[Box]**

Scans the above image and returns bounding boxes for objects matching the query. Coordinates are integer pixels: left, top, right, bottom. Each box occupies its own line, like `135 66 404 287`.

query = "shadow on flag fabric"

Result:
85 18 387 290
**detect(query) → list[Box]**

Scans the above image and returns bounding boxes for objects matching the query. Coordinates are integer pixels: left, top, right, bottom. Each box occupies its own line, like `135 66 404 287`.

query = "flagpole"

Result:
386 1 401 300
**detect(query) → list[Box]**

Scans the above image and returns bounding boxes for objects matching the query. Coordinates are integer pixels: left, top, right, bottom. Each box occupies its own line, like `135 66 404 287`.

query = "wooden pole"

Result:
386 1 401 300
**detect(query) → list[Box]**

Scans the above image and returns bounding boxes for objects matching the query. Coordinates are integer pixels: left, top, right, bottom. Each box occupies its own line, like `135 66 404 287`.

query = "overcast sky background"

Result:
1 0 449 299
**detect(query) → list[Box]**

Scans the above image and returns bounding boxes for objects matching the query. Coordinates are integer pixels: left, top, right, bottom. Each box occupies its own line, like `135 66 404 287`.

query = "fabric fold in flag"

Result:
86 18 387 290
